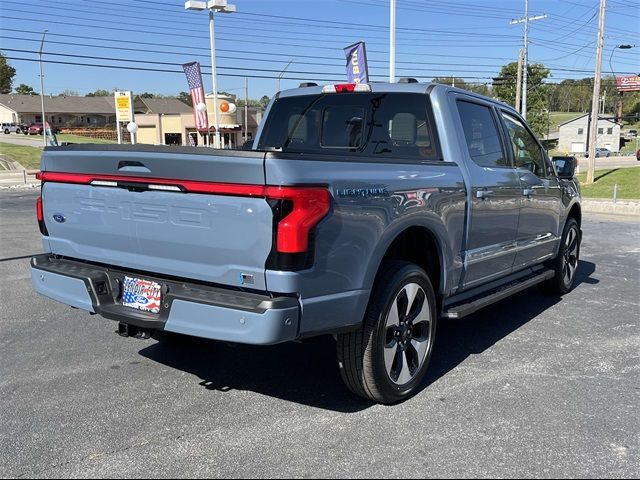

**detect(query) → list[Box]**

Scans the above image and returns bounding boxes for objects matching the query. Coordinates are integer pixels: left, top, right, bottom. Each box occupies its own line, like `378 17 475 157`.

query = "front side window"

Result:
501 112 548 178
457 100 509 168
258 93 439 161
598 128 604 135
607 127 613 134
578 128 584 135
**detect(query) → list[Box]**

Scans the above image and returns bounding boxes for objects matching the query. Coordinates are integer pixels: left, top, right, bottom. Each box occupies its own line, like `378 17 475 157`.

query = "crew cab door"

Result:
454 97 521 289
499 111 562 269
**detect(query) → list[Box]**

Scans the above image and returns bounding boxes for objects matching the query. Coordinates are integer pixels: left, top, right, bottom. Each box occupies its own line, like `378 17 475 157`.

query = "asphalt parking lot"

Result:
1 189 638 478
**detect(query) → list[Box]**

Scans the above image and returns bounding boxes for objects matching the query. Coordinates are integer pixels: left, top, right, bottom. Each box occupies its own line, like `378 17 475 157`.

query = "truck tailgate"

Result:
39 146 273 290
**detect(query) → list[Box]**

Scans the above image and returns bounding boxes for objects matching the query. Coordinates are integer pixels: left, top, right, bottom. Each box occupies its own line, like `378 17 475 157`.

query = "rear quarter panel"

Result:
265 153 466 336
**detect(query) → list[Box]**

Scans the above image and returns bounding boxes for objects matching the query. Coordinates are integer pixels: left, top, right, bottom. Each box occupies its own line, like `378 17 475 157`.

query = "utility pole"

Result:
510 2 547 120
587 0 607 185
389 0 396 83
38 30 48 147
515 49 524 113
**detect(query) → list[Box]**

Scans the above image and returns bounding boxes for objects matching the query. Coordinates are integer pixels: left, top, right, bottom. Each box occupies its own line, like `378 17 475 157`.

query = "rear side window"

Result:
258 93 439 161
457 100 509 168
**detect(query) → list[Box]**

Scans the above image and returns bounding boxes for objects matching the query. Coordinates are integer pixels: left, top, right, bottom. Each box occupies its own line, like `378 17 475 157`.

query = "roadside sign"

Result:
114 91 133 122
616 76 640 92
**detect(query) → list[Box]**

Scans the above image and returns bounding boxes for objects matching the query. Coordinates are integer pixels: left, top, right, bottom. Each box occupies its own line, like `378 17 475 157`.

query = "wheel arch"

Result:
364 222 451 302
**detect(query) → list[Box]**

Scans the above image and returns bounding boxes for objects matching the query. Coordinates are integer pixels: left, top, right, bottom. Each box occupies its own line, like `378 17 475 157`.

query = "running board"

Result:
442 269 555 319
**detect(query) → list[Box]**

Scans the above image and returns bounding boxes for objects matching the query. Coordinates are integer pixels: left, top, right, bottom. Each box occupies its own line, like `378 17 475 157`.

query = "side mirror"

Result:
552 157 576 179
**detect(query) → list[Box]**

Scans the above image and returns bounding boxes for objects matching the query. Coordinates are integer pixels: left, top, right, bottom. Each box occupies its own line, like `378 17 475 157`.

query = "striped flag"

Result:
182 61 209 131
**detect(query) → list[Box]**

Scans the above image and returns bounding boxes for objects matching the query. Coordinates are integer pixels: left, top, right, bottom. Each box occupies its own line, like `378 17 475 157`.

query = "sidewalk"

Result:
582 198 640 217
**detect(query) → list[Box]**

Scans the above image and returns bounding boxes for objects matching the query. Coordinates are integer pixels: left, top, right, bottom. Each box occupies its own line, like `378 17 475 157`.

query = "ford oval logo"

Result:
134 295 149 304
53 214 66 223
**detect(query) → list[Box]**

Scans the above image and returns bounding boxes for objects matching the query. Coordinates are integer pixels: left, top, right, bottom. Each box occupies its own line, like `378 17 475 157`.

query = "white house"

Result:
557 114 621 154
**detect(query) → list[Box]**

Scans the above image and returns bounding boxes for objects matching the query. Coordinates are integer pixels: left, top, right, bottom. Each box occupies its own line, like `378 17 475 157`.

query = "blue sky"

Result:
1 0 639 100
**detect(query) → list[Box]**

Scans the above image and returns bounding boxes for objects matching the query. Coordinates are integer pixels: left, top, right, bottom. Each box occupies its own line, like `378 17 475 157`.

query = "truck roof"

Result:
277 82 518 116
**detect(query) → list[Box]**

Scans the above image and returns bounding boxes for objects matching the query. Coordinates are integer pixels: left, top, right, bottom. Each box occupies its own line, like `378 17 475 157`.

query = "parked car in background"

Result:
627 129 637 138
27 123 60 135
586 147 611 158
1 122 24 134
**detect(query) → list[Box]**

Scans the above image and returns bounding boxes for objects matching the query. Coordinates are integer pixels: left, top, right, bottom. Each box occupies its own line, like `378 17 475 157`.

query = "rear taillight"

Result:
266 187 330 253
266 187 330 270
36 194 48 236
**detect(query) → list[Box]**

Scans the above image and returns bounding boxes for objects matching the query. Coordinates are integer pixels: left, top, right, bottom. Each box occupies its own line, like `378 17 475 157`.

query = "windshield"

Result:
258 93 439 161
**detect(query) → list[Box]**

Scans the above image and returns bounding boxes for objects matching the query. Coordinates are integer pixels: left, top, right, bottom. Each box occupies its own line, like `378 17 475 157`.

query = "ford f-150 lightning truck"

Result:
31 81 582 403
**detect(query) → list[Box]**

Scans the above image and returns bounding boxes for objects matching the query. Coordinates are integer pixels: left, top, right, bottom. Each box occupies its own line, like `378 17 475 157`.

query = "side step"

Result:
442 269 555 319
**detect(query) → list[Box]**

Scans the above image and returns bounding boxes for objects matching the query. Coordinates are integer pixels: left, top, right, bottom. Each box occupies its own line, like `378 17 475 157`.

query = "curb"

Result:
582 199 640 217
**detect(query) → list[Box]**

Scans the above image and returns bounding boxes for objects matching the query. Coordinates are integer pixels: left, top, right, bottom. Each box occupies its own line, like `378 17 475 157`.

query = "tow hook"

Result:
117 322 152 339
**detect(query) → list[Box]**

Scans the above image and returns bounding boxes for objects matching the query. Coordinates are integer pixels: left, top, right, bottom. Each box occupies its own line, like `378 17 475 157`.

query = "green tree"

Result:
494 62 552 137
0 53 16 94
139 92 155 98
86 89 111 97
15 83 35 95
177 91 192 107
58 89 80 97
432 76 490 96
237 99 265 109
432 76 467 88
259 95 271 109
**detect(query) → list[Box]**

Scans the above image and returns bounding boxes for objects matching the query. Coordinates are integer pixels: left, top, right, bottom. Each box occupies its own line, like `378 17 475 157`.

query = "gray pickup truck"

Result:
31 81 581 404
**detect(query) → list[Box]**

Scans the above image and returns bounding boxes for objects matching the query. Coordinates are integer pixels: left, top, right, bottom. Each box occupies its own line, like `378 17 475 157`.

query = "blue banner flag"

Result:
343 42 369 84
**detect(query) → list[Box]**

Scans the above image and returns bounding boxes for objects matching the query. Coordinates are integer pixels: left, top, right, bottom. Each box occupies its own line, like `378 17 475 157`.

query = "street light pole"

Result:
277 58 295 93
185 0 236 149
609 44 635 123
389 0 396 83
208 8 221 149
38 30 48 147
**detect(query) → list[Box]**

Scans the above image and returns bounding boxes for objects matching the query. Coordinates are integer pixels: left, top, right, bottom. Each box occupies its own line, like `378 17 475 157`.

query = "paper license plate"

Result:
122 276 162 314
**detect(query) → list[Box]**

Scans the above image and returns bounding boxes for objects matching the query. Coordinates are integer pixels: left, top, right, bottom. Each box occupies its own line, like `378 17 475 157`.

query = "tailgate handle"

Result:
118 161 151 174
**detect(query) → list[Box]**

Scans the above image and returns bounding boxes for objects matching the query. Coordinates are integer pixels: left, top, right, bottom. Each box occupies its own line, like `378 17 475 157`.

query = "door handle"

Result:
523 188 535 197
476 190 494 199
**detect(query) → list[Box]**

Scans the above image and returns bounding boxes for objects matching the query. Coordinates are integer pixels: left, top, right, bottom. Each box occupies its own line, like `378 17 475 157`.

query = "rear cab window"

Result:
456 100 510 168
258 93 440 161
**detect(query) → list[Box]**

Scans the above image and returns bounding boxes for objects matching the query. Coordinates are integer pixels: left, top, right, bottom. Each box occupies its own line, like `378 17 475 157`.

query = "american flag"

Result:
182 61 209 131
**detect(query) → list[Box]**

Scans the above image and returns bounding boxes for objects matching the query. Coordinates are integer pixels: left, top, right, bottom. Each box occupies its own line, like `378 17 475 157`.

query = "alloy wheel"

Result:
383 283 433 385
563 225 579 287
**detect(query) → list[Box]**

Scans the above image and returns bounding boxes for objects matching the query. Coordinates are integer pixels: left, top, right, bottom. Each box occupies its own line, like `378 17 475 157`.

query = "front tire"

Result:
337 261 437 404
543 217 580 295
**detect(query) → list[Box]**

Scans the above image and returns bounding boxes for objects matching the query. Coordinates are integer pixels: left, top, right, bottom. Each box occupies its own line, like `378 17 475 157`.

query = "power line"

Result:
0 28 516 65
1 14 521 51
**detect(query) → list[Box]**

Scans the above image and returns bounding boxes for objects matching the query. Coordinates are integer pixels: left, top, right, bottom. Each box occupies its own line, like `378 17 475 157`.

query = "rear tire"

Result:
337 261 437 404
542 217 580 295
3 129 8 134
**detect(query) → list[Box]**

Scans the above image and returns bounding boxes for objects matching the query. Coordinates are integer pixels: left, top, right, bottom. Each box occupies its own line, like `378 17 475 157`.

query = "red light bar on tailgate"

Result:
37 171 330 254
